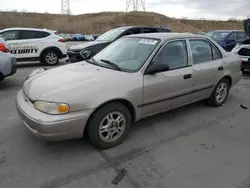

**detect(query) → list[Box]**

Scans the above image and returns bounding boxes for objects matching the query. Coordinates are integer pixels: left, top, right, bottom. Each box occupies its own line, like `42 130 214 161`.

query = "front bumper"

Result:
67 50 84 63
16 90 94 141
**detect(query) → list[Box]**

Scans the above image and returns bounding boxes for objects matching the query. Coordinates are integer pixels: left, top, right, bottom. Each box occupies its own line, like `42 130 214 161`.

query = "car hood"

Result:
244 18 250 37
69 40 109 51
23 62 129 101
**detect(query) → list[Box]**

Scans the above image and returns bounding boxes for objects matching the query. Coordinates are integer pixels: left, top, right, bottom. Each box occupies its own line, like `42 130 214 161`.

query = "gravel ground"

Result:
0 46 250 188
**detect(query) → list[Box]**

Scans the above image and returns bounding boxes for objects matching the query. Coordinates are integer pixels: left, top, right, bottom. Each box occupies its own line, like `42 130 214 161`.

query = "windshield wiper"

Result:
100 59 121 71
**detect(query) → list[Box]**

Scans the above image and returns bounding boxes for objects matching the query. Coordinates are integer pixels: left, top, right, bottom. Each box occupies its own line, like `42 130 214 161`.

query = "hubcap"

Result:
99 112 126 143
216 82 228 103
45 53 58 64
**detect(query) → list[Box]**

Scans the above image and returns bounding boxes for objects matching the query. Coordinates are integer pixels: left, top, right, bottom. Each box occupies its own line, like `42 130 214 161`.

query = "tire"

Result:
241 68 245 73
207 78 230 107
87 102 132 149
42 50 59 66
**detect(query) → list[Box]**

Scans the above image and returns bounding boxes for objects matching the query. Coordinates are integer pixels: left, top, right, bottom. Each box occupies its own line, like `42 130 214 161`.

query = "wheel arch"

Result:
84 98 136 136
223 75 232 87
39 46 63 60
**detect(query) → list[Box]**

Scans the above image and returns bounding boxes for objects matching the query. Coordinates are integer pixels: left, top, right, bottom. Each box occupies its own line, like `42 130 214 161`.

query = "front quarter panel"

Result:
39 72 143 120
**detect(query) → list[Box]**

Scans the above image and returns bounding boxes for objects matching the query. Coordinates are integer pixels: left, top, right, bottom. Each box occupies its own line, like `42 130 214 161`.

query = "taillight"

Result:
0 43 8 53
58 39 65 43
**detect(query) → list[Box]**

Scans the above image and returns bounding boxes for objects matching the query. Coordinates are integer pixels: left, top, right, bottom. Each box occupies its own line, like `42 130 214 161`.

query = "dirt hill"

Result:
0 11 244 34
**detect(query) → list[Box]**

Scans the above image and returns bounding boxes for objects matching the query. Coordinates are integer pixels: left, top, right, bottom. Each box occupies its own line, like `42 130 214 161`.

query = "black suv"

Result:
67 26 171 63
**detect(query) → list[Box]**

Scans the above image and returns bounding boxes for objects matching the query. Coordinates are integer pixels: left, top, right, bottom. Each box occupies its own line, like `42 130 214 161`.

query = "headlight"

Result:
34 101 70 115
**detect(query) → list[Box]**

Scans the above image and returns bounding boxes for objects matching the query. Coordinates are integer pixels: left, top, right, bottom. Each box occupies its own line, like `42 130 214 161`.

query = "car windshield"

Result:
205 31 230 41
92 37 160 71
96 28 126 41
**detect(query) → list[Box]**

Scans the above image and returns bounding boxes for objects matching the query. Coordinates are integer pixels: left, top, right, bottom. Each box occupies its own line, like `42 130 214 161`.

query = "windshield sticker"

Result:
139 39 158 45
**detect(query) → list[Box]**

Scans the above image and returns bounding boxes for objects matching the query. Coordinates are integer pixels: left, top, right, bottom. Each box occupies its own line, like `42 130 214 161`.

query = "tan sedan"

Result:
16 33 242 149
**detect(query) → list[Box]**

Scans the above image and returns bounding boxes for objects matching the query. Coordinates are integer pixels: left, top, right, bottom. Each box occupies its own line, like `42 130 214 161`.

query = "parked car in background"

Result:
91 34 100 40
67 26 172 63
84 35 95 41
0 28 67 65
205 30 248 52
232 18 250 72
72 33 86 41
17 33 241 149
0 38 17 82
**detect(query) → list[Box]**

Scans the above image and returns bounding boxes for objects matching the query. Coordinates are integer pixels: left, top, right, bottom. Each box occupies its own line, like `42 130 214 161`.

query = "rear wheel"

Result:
87 102 131 149
42 50 59 65
208 78 230 107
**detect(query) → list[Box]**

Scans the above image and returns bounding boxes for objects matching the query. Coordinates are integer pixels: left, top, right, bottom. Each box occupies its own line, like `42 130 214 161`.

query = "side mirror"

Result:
146 63 169 75
80 49 91 60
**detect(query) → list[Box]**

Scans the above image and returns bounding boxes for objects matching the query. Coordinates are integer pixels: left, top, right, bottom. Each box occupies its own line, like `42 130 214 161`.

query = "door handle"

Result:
218 66 224 71
183 74 192 79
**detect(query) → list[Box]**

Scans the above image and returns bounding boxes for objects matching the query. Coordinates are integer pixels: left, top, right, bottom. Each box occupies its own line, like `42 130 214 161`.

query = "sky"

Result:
1 0 249 20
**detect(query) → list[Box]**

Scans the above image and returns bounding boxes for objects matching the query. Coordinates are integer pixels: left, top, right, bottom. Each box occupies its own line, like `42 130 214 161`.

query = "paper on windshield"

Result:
139 39 158 45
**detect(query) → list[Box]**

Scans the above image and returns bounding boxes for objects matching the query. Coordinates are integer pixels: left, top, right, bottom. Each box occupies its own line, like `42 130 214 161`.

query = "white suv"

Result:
0 28 67 65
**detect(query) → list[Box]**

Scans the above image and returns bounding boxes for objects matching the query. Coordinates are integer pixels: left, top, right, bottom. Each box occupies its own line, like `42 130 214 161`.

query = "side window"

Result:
189 40 212 64
157 28 171 33
0 30 19 41
19 30 36 39
141 28 158 33
236 32 247 41
123 28 141 36
211 45 222 60
19 30 50 39
154 40 188 70
227 32 236 41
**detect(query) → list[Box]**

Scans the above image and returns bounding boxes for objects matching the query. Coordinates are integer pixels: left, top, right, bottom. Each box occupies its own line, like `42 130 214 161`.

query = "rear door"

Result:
188 39 224 99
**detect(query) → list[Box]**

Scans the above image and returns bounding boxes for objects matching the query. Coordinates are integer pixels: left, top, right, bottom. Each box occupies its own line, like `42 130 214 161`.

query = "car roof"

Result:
124 32 205 40
209 30 244 32
0 27 56 33
114 26 171 31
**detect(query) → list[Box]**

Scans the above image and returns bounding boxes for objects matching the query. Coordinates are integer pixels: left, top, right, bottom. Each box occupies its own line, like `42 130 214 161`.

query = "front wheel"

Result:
42 50 59 65
87 102 132 149
208 78 230 107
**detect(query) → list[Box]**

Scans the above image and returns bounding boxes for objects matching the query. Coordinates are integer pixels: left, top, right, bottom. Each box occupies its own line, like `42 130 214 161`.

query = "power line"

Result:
126 0 146 12
61 0 71 15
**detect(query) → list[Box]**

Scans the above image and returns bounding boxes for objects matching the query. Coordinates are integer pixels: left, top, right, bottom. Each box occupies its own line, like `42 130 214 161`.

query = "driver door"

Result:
141 40 193 117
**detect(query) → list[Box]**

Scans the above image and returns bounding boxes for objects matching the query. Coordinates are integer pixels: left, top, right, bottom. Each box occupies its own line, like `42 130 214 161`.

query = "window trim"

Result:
187 38 222 65
144 38 191 74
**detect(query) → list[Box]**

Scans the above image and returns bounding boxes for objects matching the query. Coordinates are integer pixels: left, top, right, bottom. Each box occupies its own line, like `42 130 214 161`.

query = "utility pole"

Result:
61 0 71 15
126 0 146 12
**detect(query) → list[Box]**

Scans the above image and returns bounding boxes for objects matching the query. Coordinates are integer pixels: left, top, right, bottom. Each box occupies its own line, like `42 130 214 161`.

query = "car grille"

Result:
238 48 250 56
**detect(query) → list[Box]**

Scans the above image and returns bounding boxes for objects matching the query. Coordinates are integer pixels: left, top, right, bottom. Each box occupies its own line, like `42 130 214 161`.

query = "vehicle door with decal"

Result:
142 39 193 116
14 30 44 59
